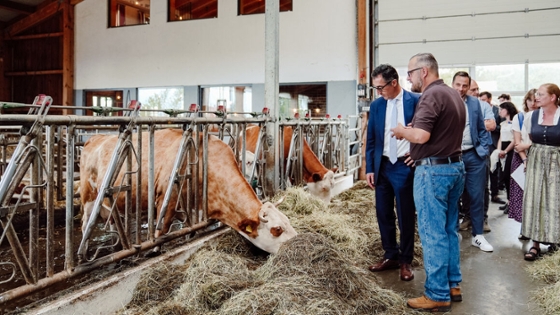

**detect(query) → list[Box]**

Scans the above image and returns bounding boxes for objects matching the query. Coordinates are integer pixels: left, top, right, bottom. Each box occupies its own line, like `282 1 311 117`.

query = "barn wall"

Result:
377 0 560 67
74 0 358 90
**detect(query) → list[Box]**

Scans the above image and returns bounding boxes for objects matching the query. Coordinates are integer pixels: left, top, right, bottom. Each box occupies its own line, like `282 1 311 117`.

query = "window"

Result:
475 65 525 92
529 63 560 90
169 0 217 21
279 84 326 119
85 90 124 116
201 86 252 115
109 0 150 27
395 67 468 92
238 0 292 15
138 87 184 117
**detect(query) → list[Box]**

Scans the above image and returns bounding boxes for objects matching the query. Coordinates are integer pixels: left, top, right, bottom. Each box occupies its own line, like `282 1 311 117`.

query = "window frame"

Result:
168 0 218 22
238 0 293 16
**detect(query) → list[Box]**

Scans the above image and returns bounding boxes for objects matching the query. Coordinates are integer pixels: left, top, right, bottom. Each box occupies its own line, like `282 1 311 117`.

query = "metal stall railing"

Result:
0 100 360 309
0 103 271 307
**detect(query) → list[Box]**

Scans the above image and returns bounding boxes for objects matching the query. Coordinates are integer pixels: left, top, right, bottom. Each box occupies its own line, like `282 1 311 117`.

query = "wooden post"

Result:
62 1 74 114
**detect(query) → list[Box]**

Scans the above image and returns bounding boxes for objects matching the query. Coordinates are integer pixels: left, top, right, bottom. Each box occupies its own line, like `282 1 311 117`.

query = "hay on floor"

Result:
119 233 411 315
119 182 423 315
526 250 560 315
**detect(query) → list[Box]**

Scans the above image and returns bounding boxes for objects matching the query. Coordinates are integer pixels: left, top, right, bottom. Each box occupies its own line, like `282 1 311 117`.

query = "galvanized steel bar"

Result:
65 125 76 271
202 125 209 221
0 115 268 126
148 125 155 241
135 126 142 245
0 221 217 306
29 133 41 283
265 0 280 195
45 126 55 277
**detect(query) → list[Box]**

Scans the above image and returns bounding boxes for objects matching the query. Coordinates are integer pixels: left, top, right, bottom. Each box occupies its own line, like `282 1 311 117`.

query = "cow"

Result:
239 150 256 181
80 129 297 255
243 125 335 203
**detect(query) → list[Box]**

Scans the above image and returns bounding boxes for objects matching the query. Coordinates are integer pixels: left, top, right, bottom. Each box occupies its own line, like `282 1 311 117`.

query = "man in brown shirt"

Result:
392 53 466 312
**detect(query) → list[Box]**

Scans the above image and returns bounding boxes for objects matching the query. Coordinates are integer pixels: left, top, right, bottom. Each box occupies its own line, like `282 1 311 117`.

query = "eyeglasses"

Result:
372 80 393 91
535 92 547 97
407 67 423 77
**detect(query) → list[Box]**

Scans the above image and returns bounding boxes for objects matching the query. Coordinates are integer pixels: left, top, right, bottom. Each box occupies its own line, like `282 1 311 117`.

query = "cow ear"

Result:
270 226 284 237
312 173 322 182
331 167 338 173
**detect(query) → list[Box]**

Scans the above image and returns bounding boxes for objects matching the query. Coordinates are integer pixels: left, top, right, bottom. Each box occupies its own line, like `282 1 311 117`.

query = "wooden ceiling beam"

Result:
0 0 35 15
5 1 64 37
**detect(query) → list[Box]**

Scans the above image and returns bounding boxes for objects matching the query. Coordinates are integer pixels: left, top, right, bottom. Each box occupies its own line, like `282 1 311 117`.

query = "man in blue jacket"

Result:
366 64 420 281
452 71 493 252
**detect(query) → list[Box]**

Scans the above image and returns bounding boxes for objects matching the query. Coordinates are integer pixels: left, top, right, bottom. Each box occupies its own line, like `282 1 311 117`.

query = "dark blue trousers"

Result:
375 158 416 264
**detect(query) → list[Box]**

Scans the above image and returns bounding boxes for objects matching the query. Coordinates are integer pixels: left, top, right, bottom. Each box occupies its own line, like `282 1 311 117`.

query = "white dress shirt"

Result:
383 89 410 158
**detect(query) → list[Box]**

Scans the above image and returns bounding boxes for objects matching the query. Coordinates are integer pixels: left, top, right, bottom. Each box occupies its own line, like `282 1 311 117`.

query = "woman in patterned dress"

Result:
509 89 537 234
497 102 518 213
522 83 560 261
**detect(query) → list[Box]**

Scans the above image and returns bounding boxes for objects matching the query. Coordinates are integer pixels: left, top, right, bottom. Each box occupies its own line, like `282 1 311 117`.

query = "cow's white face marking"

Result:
306 170 335 204
239 151 256 180
239 202 297 254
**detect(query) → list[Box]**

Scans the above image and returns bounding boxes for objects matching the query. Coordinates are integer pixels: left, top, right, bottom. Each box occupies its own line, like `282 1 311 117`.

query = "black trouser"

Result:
500 141 514 200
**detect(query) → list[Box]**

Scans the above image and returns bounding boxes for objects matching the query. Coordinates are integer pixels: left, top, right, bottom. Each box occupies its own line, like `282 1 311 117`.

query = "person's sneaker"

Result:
459 217 471 231
483 219 491 232
407 295 451 312
472 235 493 252
450 286 463 302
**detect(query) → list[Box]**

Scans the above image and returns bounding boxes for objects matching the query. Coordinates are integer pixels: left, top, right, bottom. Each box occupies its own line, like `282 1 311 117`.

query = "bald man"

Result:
468 79 480 98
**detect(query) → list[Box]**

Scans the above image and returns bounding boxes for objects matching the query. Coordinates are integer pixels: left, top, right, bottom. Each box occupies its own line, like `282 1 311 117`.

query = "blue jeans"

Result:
414 162 465 302
462 150 487 236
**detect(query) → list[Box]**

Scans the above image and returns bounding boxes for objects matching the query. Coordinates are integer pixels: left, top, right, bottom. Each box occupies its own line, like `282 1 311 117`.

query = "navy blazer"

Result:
465 95 491 158
365 90 420 183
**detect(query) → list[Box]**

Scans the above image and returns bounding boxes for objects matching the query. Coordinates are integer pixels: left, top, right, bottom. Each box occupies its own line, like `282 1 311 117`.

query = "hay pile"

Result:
276 181 423 266
526 250 560 315
118 182 422 315
120 233 412 315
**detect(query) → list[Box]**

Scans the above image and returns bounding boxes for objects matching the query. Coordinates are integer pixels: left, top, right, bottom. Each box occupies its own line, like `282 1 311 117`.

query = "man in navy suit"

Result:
366 64 420 281
452 72 493 252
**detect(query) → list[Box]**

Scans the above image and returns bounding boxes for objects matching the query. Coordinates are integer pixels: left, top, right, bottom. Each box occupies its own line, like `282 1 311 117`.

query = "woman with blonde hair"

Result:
522 83 560 260
509 89 537 235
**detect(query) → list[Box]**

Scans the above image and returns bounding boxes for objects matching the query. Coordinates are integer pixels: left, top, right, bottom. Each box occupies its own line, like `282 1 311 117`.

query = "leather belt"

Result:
461 147 475 154
382 155 408 162
414 155 462 167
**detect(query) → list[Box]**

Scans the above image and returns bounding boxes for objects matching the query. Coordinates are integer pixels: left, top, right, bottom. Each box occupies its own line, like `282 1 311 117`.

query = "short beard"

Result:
411 81 422 93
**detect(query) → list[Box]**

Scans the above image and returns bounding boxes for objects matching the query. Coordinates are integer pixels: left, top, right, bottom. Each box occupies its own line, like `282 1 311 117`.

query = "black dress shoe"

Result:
368 259 400 272
492 196 506 204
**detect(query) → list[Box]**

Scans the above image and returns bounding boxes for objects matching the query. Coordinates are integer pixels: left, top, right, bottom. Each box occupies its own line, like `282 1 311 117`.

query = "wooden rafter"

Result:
5 1 65 37
0 0 35 15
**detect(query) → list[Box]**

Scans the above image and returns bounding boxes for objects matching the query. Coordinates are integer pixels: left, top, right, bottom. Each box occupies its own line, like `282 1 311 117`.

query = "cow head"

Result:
306 170 335 204
239 200 297 254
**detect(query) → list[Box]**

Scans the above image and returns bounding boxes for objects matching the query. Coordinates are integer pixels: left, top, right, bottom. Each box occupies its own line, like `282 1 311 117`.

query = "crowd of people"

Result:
365 53 560 312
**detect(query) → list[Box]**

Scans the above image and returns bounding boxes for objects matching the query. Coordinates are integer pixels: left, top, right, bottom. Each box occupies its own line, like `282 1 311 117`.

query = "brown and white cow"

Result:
80 129 297 254
243 125 335 203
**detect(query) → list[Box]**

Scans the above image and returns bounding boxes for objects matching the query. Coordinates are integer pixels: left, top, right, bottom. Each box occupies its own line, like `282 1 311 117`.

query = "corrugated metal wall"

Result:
376 0 560 67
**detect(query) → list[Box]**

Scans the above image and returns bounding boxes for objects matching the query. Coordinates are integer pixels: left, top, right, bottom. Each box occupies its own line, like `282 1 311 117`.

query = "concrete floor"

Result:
375 191 551 315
